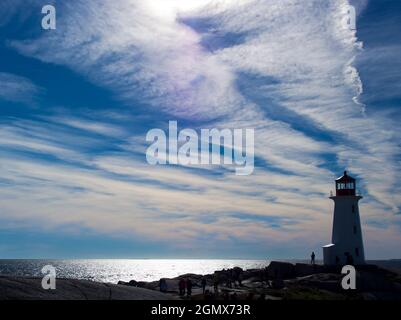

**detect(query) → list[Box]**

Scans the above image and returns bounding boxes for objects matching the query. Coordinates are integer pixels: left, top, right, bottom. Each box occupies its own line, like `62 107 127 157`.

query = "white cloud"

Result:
0 72 41 103
2 0 400 257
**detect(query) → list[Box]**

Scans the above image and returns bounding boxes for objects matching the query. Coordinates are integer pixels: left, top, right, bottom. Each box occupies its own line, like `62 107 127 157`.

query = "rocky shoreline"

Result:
118 261 401 300
1 261 401 300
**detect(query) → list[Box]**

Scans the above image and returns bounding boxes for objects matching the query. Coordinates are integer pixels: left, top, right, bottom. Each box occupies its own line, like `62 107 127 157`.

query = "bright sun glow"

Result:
147 0 212 19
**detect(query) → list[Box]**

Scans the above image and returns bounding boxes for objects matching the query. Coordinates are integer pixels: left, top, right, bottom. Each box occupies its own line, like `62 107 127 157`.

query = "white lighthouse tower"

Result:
323 171 365 265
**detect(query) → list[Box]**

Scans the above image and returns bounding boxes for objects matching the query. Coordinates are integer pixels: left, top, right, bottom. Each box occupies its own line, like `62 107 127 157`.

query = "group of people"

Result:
161 254 320 298
160 277 208 296
177 271 243 297
178 278 196 296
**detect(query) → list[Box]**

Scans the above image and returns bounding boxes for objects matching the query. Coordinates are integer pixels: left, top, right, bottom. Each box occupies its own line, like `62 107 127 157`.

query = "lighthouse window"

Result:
353 226 357 234
337 183 345 189
355 248 359 257
352 205 355 213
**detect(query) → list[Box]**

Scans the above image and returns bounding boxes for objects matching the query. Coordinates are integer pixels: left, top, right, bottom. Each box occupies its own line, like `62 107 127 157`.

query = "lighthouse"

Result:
323 171 365 265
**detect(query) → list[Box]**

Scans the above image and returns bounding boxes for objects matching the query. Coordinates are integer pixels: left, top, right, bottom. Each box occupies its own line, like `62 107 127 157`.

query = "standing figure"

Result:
311 251 316 265
159 278 167 292
213 273 219 294
201 277 207 294
178 278 186 296
186 279 192 297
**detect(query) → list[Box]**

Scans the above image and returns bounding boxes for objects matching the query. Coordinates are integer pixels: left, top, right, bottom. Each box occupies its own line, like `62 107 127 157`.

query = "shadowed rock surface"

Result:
0 276 174 300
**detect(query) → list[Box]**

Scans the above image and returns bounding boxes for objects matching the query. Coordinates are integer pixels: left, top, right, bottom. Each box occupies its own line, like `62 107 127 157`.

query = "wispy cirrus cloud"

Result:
0 72 41 104
10 0 241 119
0 0 400 258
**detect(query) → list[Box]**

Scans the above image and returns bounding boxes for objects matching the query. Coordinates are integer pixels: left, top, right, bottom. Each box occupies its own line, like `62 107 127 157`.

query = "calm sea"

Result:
0 259 270 283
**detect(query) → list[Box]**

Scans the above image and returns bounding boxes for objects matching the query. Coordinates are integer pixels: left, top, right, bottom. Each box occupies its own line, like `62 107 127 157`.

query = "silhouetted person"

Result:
160 278 167 292
311 251 316 265
201 277 207 294
230 269 234 286
238 273 243 286
178 278 186 296
186 279 192 297
213 274 219 294
232 267 243 287
226 274 232 288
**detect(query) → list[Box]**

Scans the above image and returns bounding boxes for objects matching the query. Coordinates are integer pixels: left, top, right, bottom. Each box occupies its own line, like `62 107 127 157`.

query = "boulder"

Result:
136 280 159 290
266 261 295 279
271 279 285 289
294 263 326 277
357 270 397 292
242 269 266 281
129 280 139 286
175 273 203 280
289 273 343 292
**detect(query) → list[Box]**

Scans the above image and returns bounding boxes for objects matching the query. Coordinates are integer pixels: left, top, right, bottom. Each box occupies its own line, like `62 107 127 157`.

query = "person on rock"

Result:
186 279 192 297
178 278 186 296
201 277 207 294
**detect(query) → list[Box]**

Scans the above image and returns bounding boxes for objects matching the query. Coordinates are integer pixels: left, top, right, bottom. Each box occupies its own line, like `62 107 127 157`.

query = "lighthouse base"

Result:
323 243 365 266
322 244 337 265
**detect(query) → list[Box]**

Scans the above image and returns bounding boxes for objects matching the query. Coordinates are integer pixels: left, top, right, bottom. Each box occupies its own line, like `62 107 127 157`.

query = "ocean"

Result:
0 259 270 284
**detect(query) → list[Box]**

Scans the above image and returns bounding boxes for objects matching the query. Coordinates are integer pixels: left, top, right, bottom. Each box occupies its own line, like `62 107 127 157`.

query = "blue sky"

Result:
0 0 400 259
